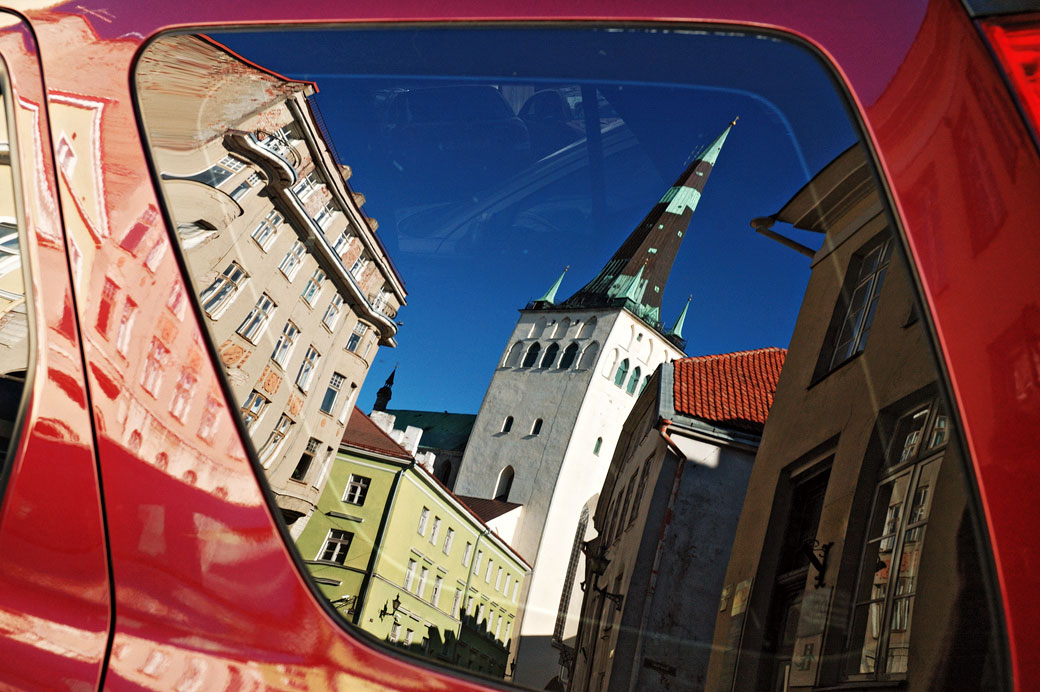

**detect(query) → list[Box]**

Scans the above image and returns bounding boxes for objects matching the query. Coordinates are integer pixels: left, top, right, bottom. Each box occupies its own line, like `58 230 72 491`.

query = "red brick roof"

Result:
454 495 523 522
672 347 786 435
341 406 413 460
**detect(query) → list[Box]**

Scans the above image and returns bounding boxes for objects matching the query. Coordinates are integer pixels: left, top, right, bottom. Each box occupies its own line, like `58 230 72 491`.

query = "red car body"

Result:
0 1 1036 691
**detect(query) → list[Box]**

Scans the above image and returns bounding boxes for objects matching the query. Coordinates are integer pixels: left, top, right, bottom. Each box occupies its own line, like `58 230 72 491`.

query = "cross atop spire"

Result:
560 121 735 333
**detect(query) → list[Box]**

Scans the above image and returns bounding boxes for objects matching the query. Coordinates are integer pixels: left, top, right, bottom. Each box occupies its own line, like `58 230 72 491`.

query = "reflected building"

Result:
704 146 999 691
567 348 783 692
452 123 735 687
137 35 405 537
295 407 528 679
0 103 27 452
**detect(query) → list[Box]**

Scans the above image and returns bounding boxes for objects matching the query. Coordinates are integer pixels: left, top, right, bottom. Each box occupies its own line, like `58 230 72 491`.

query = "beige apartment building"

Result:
137 34 405 536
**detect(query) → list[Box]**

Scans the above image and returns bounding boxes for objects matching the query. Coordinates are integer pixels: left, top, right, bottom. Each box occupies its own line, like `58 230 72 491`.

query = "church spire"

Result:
668 295 692 343
561 120 735 331
373 367 396 411
534 266 569 306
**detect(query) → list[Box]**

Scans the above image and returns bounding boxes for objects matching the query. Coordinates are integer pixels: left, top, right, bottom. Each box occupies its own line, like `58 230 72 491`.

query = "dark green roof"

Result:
383 409 476 452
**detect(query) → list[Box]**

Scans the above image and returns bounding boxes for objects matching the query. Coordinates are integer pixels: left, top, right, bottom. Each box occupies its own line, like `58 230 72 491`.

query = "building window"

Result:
389 621 400 643
292 171 320 200
820 235 892 375
541 342 559 368
271 321 299 367
485 559 493 583
594 437 603 455
278 240 306 280
554 506 589 643
236 293 276 343
97 278 118 336
417 567 429 597
169 370 196 421
462 542 473 566
494 466 514 502
496 567 503 591
240 390 268 432
258 414 293 468
295 345 320 391
322 293 344 330
200 262 247 317
251 209 282 250
318 529 353 565
198 397 221 443
626 366 642 394
404 559 417 591
332 231 353 256
432 575 443 607
301 268 326 305
443 527 455 555
350 251 370 278
115 297 137 356
417 507 430 535
531 418 543 435
522 342 541 368
343 474 370 505
473 550 482 575
614 358 630 387
346 321 368 352
320 372 345 414
291 437 321 482
846 396 951 678
141 338 169 396
501 416 513 433
452 589 462 616
560 342 579 369
404 629 414 646
429 516 442 545
314 201 338 228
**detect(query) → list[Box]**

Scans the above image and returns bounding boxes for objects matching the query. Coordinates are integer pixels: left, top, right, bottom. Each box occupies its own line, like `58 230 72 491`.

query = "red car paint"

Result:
0 1 1034 691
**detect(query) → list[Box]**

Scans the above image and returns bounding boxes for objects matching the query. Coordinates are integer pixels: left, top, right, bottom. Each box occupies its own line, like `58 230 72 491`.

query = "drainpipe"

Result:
454 527 490 662
623 419 688 692
353 462 406 627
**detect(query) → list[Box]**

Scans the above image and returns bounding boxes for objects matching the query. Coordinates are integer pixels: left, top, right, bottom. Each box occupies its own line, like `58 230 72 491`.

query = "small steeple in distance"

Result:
561 119 736 331
373 367 396 411
531 266 570 307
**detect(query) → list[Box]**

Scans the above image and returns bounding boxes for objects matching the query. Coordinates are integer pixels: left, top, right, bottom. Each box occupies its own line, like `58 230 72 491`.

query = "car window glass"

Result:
134 26 1004 691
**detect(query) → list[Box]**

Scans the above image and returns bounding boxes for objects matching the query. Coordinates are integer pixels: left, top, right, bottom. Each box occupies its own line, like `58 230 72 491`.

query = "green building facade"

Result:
295 407 529 679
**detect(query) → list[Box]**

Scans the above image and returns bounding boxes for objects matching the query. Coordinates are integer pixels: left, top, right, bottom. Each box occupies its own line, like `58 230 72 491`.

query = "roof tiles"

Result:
341 406 413 460
672 347 786 435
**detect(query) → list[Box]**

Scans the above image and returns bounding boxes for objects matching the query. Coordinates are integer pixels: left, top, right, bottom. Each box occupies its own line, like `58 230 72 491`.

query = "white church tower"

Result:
453 122 735 688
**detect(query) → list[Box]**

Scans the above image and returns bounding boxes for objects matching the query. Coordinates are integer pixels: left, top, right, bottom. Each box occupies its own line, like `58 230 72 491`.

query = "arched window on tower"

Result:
559 317 571 338
627 366 642 394
560 342 579 369
531 418 543 435
529 317 547 339
435 459 453 485
541 342 559 368
593 437 603 455
522 342 541 367
501 416 513 433
579 317 597 339
504 342 523 367
614 358 630 387
641 375 651 393
494 466 514 502
578 341 599 370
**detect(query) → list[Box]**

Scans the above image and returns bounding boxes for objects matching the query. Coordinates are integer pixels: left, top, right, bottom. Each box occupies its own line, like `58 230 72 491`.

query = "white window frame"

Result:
241 390 268 432
251 209 282 251
278 240 306 280
258 414 293 468
318 529 353 565
236 293 276 344
301 267 326 305
271 321 299 368
295 345 320 391
199 262 247 317
417 507 430 535
320 372 346 415
343 474 370 505
322 293 344 330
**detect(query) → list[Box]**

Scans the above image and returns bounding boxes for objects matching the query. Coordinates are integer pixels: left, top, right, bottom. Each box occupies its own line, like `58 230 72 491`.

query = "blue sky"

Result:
214 27 857 414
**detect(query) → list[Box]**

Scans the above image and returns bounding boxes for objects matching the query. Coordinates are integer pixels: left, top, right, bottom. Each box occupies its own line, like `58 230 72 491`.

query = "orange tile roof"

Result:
341 406 413 460
672 347 786 435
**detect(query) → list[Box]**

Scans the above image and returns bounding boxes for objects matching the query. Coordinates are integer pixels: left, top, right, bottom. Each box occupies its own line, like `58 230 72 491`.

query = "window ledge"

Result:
326 510 363 522
807 350 864 390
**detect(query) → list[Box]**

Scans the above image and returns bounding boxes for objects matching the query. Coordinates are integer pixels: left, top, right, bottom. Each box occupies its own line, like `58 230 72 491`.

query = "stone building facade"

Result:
137 34 405 536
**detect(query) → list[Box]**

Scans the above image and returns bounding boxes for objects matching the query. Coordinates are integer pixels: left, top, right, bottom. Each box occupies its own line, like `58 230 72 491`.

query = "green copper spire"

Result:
535 266 569 305
668 295 692 339
562 119 736 333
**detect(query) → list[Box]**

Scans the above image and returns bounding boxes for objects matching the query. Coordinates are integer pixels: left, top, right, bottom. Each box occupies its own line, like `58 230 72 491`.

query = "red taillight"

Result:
981 14 1040 141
